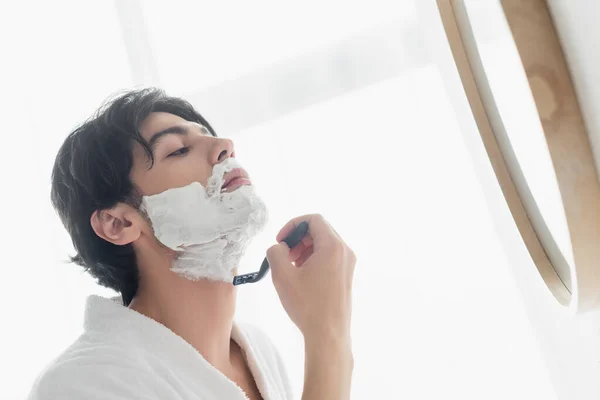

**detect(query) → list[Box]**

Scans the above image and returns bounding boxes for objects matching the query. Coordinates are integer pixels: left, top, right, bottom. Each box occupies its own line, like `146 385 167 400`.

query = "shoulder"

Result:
27 335 177 400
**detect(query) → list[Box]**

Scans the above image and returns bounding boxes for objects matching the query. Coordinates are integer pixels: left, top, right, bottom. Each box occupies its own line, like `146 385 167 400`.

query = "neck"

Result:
129 244 238 373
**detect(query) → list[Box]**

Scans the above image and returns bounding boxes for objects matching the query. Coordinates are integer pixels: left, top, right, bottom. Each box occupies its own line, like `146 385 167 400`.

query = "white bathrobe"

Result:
27 295 294 400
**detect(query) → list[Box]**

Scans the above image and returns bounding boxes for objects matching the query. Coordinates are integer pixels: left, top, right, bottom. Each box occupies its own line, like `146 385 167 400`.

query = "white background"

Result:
4 0 596 398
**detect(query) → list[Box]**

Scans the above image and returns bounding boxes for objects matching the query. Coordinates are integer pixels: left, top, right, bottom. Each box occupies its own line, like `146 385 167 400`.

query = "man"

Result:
28 88 355 399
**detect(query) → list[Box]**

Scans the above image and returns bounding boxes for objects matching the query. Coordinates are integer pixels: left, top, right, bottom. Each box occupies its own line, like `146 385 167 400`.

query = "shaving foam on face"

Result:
140 157 268 282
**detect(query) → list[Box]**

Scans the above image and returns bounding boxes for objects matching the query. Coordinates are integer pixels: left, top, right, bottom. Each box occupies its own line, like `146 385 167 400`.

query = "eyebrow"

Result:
147 124 189 153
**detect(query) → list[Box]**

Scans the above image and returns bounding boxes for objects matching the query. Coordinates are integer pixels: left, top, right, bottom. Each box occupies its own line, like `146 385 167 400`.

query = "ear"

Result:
90 203 141 246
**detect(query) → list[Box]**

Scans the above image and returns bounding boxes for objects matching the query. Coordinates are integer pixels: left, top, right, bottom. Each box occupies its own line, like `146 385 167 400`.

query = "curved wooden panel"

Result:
437 0 600 312
499 1 600 313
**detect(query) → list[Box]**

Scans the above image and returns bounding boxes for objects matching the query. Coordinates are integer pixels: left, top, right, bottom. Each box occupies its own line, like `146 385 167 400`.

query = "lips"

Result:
222 168 251 191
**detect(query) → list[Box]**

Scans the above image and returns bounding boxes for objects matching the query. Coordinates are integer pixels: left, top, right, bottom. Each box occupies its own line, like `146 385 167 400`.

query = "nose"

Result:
211 138 235 165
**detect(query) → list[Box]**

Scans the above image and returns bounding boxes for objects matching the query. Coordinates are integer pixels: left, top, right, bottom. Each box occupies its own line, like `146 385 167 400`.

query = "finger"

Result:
276 213 328 242
276 214 336 249
327 221 343 241
289 241 309 262
266 242 297 282
275 216 307 242
294 244 314 267
301 235 313 248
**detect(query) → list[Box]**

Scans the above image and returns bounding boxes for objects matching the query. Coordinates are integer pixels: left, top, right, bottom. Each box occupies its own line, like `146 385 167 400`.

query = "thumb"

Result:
267 242 295 281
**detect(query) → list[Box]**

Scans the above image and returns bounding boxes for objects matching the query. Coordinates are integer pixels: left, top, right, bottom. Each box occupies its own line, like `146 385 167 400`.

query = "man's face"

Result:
130 112 235 196
124 111 267 282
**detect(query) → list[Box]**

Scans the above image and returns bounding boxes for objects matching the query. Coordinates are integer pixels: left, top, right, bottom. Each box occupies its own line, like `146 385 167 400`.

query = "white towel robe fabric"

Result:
27 295 294 400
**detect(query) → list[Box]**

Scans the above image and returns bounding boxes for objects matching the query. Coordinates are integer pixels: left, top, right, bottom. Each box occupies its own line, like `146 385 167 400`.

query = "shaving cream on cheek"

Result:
140 157 268 282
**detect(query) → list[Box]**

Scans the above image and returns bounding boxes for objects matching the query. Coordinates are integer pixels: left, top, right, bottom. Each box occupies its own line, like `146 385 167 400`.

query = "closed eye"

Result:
167 147 190 157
